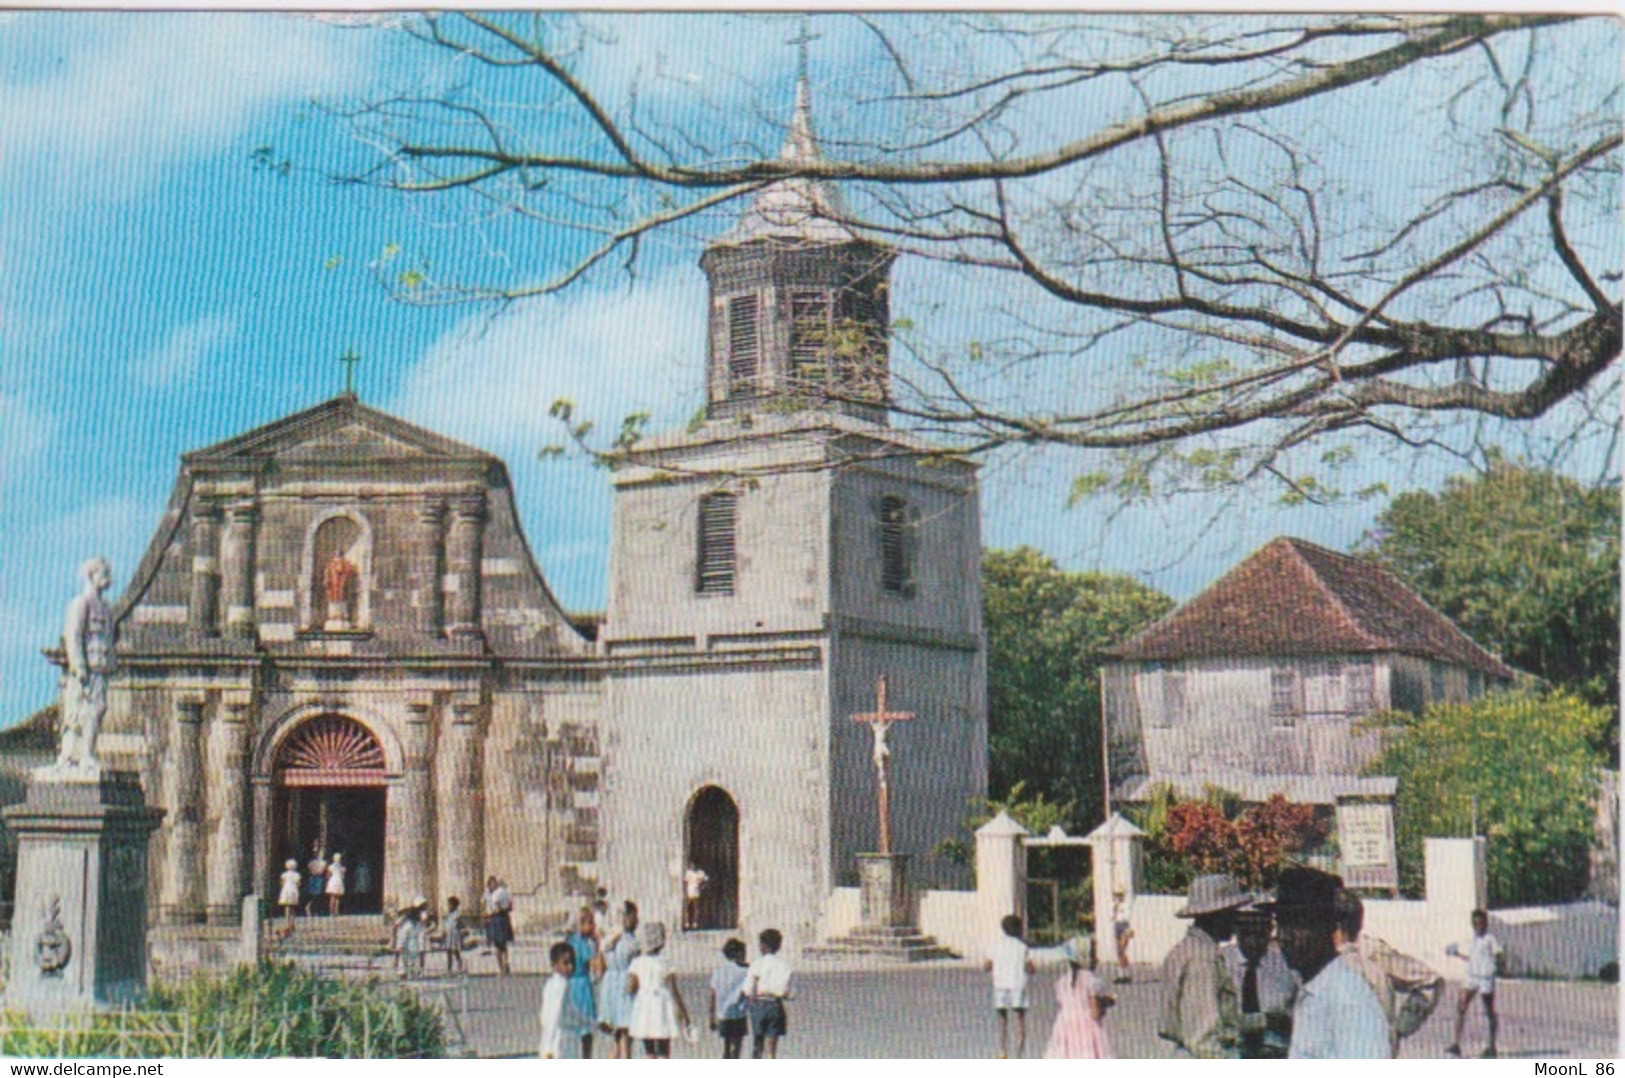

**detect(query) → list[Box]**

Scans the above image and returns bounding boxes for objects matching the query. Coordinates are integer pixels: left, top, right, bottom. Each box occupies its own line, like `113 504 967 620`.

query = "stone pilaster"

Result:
220 500 258 640
161 696 206 923
415 498 446 637
444 493 486 640
186 500 222 636
395 701 436 906
205 697 252 923
438 699 484 906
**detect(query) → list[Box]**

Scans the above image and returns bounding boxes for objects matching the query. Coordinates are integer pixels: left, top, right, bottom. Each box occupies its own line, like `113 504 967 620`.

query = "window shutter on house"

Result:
697 492 738 595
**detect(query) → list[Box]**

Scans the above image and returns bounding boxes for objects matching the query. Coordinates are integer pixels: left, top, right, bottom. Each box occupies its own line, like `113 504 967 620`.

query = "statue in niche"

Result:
49 556 115 778
323 554 359 631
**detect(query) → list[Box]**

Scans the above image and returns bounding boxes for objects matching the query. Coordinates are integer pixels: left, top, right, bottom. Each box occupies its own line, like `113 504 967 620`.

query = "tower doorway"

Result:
271 715 388 914
684 786 739 930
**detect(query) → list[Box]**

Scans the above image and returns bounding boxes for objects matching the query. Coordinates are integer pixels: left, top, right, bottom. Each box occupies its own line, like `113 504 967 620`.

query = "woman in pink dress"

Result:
1043 935 1115 1059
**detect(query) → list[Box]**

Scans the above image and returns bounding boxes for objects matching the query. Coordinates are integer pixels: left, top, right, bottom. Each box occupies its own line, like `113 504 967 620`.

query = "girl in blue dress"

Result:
598 901 641 1058
567 905 603 1058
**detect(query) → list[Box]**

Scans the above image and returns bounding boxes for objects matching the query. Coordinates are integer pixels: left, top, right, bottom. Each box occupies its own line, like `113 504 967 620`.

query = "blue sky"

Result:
0 13 1616 723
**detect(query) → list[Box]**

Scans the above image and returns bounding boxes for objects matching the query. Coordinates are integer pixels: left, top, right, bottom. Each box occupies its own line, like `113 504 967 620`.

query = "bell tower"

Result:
698 78 895 424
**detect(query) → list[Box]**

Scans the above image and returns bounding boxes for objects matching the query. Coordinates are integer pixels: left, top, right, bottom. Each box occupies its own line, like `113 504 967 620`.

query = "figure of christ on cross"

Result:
849 676 915 855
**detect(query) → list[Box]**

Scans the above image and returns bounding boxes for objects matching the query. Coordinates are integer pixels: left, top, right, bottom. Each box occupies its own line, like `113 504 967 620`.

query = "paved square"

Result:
447 963 1617 1059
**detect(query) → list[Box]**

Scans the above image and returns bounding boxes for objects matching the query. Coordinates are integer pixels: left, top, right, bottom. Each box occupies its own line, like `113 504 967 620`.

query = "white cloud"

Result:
0 393 54 494
392 268 706 456
134 315 237 388
0 14 370 200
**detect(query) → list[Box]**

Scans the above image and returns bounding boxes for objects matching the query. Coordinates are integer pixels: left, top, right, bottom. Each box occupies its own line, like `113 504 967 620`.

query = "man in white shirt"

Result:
1444 909 1504 1058
1221 906 1298 1058
1267 867 1389 1059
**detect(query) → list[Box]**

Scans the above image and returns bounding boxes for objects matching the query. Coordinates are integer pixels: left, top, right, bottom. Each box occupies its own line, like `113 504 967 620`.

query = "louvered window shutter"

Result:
697 493 738 595
728 296 760 396
789 290 829 391
880 496 908 594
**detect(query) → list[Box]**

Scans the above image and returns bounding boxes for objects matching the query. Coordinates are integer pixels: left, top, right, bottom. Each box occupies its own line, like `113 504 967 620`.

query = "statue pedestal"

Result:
858 852 912 929
808 852 952 962
4 772 163 1017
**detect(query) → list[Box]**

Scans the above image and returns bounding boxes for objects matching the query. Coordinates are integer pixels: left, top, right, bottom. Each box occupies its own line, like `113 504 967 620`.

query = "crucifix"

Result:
849 675 914 855
338 349 362 398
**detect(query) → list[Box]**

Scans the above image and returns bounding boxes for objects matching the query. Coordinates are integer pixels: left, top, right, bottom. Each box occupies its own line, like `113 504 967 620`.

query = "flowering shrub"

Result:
1155 793 1329 891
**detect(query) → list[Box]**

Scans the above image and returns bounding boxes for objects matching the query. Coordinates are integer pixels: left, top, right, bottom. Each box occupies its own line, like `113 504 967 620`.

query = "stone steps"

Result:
805 926 956 963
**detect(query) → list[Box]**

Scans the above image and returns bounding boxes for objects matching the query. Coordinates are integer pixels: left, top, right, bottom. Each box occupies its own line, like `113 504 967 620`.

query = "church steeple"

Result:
699 76 895 424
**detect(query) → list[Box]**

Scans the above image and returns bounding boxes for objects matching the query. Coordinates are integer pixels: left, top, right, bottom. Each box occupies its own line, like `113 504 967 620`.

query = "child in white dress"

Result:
277 860 301 933
325 852 346 916
627 922 691 1058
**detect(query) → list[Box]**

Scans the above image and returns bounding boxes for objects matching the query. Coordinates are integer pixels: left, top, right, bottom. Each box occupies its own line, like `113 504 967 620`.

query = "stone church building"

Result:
73 87 988 949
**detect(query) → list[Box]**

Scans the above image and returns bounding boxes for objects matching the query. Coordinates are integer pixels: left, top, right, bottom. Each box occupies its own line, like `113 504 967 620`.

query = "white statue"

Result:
50 557 115 777
870 719 892 773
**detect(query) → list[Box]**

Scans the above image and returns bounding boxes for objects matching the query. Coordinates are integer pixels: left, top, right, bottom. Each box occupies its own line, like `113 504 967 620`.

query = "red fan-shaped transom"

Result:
275 715 387 787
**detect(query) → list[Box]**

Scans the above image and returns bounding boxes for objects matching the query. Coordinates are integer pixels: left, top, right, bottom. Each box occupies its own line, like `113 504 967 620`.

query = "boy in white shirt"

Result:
539 942 586 1059
985 914 1037 1058
744 928 794 1059
1444 909 1504 1058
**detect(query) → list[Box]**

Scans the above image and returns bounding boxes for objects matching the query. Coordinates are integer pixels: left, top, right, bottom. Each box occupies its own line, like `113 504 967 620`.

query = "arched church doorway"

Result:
272 715 388 914
684 785 739 930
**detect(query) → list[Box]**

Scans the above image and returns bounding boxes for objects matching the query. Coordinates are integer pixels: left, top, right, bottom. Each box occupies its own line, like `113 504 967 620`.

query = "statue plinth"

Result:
4 771 164 1017
857 852 912 929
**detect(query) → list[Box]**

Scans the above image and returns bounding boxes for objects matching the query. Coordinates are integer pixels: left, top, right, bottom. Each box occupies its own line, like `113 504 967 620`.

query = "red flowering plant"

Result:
1151 793 1329 891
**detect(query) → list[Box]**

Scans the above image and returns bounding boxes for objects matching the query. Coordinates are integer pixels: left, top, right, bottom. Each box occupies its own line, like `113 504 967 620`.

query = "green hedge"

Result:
0 962 444 1058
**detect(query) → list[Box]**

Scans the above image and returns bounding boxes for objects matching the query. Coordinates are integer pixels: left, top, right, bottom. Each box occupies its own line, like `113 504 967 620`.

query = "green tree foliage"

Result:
1364 458 1620 740
1364 690 1608 906
982 547 1173 829
935 779 1076 866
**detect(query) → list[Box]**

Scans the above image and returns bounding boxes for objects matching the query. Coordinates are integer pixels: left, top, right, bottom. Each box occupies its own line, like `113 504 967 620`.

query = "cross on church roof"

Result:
849 676 915 728
338 350 362 399
786 16 819 84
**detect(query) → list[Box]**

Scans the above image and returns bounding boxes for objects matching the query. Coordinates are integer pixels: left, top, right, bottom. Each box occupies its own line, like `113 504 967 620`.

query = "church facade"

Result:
76 86 989 947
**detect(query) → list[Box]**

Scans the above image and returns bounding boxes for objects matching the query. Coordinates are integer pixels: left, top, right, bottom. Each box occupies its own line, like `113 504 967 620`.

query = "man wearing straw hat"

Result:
1157 873 1249 1058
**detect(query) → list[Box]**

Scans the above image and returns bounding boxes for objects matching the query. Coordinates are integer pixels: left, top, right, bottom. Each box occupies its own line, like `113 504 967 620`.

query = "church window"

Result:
879 495 914 596
727 296 761 396
789 291 830 391
1270 667 1299 725
696 492 738 596
1347 663 1375 713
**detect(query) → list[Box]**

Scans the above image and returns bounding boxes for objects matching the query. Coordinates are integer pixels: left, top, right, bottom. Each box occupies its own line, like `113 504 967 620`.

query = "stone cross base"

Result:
4 771 164 1018
858 852 912 928
808 853 953 962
